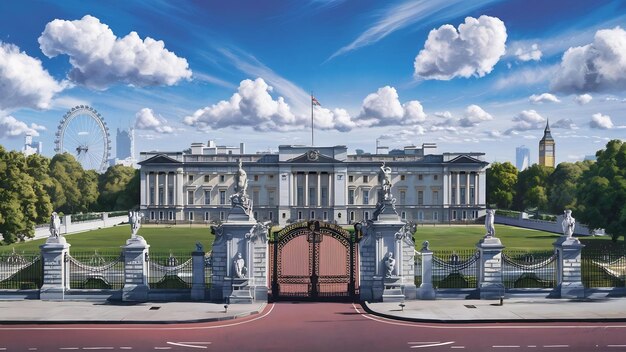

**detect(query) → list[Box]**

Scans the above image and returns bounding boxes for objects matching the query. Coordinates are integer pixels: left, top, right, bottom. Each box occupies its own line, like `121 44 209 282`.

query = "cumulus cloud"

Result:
574 93 593 105
0 42 64 110
590 113 614 129
459 104 493 127
414 15 507 80
514 43 542 61
506 110 546 134
0 115 46 138
135 108 174 134
529 93 560 104
38 15 191 90
357 86 426 126
551 27 626 93
552 118 577 129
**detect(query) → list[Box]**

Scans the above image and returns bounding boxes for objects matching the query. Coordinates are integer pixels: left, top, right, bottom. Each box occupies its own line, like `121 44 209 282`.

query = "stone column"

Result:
191 248 206 301
122 236 150 302
176 168 184 207
553 236 585 298
140 172 147 206
164 172 169 205
476 236 505 299
474 173 479 205
455 173 460 205
304 173 309 207
146 172 151 205
465 173 470 205
40 237 70 300
291 172 296 206
317 172 321 207
417 247 436 299
328 173 333 206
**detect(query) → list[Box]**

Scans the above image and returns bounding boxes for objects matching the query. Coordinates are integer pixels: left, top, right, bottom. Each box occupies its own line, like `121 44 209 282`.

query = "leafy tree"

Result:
514 164 553 211
97 165 139 210
25 154 54 225
486 162 518 209
48 153 98 214
577 140 626 241
547 161 591 214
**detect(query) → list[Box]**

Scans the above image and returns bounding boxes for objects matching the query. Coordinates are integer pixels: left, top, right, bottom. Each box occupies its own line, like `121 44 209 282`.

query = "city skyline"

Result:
0 0 625 166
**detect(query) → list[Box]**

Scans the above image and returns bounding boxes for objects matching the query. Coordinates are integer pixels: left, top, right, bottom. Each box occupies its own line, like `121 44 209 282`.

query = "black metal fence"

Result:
582 247 626 288
67 251 125 289
414 250 422 287
149 252 193 289
432 249 479 288
0 251 41 289
502 250 557 289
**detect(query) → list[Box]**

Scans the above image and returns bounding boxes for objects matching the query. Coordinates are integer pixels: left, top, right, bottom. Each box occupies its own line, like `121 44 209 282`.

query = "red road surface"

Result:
1 302 625 351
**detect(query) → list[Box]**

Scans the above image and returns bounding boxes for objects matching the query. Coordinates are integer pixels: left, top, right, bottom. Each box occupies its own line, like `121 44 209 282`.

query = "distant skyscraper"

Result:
539 120 555 168
516 145 530 171
22 133 42 156
116 128 133 160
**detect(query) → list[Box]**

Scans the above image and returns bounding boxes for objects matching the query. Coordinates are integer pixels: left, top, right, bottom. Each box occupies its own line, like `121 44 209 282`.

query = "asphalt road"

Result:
1 302 625 351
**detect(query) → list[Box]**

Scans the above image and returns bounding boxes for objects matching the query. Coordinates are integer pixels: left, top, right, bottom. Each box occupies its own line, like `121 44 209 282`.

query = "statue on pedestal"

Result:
230 159 252 214
380 162 392 201
384 252 395 278
485 209 495 238
129 211 143 239
234 252 247 278
49 212 61 238
562 210 576 238
374 162 397 219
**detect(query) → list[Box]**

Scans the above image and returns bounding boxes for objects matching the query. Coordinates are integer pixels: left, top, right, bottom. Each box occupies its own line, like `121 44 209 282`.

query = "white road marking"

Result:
59 349 79 351
176 342 212 345
451 347 465 349
608 346 626 348
527 346 537 348
119 348 133 350
493 346 520 348
0 348 6 351
154 348 171 350
166 342 208 349
408 342 441 344
544 345 568 348
82 348 114 350
28 349 37 351
410 342 455 348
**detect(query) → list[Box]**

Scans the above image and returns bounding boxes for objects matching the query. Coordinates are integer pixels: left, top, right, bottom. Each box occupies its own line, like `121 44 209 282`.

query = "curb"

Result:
361 302 626 324
0 303 267 325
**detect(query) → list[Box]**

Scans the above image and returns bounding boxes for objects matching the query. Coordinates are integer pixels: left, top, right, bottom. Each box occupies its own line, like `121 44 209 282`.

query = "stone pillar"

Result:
465 173 470 205
417 248 436 300
328 173 333 206
40 237 70 300
122 236 150 302
191 249 206 301
291 172 296 206
146 172 151 205
455 173 460 205
317 172 321 207
164 172 169 205
140 172 146 206
553 236 585 298
476 236 505 299
304 173 309 207
176 168 184 207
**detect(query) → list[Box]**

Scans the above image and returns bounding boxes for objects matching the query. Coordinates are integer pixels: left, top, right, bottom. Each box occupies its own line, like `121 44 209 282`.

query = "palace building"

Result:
138 141 488 226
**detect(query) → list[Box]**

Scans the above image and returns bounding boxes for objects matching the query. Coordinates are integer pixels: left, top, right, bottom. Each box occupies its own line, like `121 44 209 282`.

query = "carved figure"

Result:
485 209 495 237
195 242 204 252
562 210 576 238
380 162 392 200
234 252 247 278
421 240 430 251
129 211 142 238
384 252 395 277
235 159 248 195
49 212 61 238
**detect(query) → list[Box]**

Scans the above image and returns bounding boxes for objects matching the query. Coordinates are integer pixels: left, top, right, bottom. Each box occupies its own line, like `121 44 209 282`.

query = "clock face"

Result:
307 150 320 161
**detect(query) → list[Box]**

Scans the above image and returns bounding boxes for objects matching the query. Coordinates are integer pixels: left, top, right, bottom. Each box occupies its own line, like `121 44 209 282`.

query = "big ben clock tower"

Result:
539 120 555 168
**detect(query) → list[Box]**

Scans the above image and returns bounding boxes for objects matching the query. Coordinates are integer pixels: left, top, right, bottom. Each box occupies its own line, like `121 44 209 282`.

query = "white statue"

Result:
384 252 395 278
485 209 495 237
233 252 247 278
380 162 392 200
49 212 61 238
235 159 248 196
562 210 575 238
129 211 142 238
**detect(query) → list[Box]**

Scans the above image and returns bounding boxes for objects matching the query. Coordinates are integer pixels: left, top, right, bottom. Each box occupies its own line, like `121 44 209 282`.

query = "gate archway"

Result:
270 221 359 301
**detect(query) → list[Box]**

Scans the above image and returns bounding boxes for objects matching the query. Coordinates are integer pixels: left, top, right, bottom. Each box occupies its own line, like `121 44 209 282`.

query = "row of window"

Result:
187 174 274 183
346 174 438 183
183 173 442 184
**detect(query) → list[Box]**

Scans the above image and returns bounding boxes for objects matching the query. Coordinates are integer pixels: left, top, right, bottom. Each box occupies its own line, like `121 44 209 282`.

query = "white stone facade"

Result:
138 143 488 226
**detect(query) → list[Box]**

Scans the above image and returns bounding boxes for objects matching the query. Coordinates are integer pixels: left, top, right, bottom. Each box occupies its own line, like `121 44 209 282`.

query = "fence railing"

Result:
149 252 193 289
432 249 479 289
502 250 557 289
414 250 422 287
582 248 626 288
67 251 125 289
0 251 41 289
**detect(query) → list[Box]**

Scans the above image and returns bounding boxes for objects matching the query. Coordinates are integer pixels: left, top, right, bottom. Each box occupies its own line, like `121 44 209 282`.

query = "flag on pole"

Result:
312 95 321 106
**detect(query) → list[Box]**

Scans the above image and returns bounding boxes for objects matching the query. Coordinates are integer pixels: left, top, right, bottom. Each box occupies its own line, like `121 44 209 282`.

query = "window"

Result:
282 212 286 219
150 211 155 220
298 211 303 220
168 188 173 205
204 190 211 205
269 212 273 221
460 188 466 205
187 190 194 205
348 189 355 205
401 211 406 220
434 175 438 181
323 211 328 221
149 187 155 205
220 190 226 204
220 211 225 221
268 191 275 206
254 175 259 181
363 175 369 183
321 188 328 206
362 190 369 205
462 210 467 220
364 211 370 221
204 212 209 221
253 190 260 205
188 175 194 182
159 211 163 220
188 212 194 221
204 175 210 182
309 187 316 206
311 211 315 219
350 211 355 222
418 191 424 205
400 175 405 181
433 211 438 221
418 211 424 221
158 187 164 205
348 175 354 182
400 191 406 205
418 174 423 181
470 186 475 204
451 187 456 204
220 175 225 182
452 210 457 220
168 211 173 221
269 174 274 179
254 211 258 219
433 191 439 204
297 187 304 206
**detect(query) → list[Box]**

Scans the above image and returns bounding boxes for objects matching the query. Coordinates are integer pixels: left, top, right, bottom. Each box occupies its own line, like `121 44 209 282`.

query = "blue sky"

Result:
0 0 625 166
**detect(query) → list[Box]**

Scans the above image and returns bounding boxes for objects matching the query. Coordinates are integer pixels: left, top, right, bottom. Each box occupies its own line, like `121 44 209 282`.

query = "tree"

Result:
47 153 99 214
97 165 139 210
486 162 518 209
514 164 553 211
547 161 591 214
577 140 626 241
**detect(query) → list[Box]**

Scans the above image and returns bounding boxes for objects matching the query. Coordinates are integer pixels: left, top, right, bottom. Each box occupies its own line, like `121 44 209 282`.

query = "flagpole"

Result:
311 91 314 146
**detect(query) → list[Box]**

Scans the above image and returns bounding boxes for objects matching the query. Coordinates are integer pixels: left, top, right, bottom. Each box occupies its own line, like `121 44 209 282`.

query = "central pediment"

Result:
285 150 341 163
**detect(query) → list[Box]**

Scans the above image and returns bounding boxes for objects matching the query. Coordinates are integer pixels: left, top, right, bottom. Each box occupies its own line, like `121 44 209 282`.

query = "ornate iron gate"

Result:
270 221 358 301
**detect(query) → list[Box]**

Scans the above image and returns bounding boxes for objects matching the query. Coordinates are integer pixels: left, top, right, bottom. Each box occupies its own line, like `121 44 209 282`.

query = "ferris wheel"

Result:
54 105 111 172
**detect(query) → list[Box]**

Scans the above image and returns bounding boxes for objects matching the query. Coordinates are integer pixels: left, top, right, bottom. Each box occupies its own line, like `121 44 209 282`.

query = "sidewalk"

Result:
365 297 626 323
0 300 265 324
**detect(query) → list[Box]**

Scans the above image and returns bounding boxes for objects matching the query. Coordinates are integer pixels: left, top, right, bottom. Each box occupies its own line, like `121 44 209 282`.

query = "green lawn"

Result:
1 223 621 254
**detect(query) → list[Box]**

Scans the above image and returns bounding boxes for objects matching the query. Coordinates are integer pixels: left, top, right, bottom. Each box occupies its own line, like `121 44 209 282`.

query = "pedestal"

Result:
122 236 150 302
228 278 253 304
40 237 70 300
418 250 436 300
382 276 405 302
476 236 505 300
553 236 585 298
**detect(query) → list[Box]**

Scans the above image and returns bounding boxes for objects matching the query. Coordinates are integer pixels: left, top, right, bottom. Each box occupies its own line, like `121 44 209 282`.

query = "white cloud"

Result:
551 27 626 93
529 93 560 104
552 118 577 129
135 108 174 134
0 115 46 138
506 110 546 134
493 65 558 89
38 15 191 90
514 43 542 61
357 86 426 126
574 93 593 105
459 104 493 127
0 42 64 110
590 113 614 129
414 15 507 80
